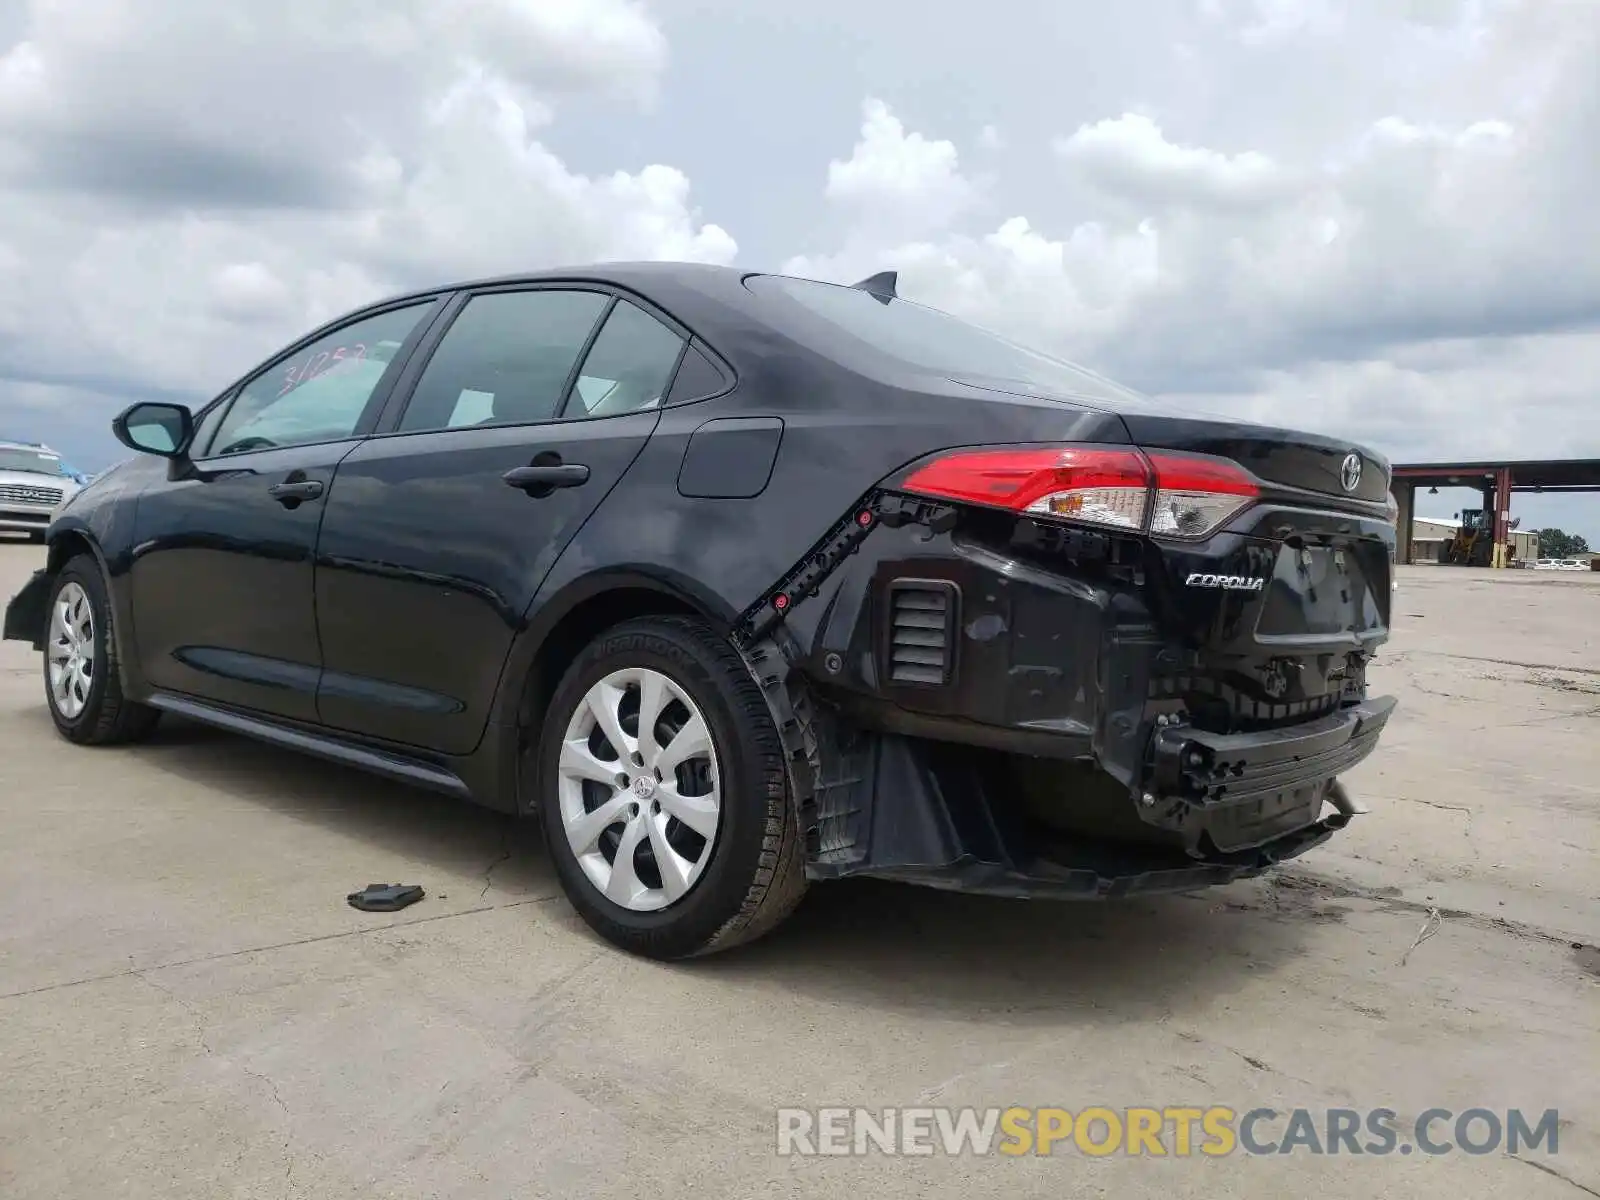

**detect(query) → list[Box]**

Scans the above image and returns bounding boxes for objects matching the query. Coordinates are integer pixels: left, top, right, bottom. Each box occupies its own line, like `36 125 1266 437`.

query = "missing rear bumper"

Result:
1137 695 1395 853
792 728 1358 899
737 660 1372 897
741 622 1393 903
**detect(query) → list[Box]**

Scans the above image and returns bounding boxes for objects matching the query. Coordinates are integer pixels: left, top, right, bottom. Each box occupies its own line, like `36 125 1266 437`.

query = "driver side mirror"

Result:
112 402 194 459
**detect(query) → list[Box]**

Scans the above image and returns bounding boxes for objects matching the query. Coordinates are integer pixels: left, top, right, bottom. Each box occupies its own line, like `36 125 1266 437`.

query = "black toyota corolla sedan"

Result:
4 263 1398 959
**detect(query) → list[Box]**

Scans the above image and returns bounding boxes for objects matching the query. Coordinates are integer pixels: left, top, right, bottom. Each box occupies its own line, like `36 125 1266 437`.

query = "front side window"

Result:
189 394 233 457
564 300 686 418
206 303 433 457
397 289 611 433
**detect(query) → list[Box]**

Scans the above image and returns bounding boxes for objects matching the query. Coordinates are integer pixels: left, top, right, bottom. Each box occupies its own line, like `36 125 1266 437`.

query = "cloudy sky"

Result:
0 0 1595 535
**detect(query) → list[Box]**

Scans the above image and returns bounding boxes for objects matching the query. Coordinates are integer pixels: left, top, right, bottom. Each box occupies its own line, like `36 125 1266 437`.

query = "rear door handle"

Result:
503 464 590 492
268 479 324 504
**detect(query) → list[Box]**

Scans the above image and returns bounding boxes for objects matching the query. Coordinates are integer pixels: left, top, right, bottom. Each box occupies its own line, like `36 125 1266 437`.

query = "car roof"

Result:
372 261 757 328
313 262 864 388
317 262 779 369
382 260 746 301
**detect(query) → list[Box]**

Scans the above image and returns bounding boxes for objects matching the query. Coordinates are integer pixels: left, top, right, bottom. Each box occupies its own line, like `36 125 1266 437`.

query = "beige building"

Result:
1408 516 1540 565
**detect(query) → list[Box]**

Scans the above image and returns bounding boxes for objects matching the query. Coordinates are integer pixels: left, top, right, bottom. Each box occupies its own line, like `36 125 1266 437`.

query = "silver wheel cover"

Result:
47 581 95 720
557 666 722 912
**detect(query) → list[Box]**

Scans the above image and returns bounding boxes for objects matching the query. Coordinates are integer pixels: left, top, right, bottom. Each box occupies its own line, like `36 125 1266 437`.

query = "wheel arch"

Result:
496 567 739 812
44 524 146 695
46 524 109 578
6 525 108 649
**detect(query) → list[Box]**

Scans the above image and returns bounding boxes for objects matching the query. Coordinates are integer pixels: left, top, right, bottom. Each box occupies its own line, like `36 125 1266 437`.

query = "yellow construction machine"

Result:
1444 508 1494 566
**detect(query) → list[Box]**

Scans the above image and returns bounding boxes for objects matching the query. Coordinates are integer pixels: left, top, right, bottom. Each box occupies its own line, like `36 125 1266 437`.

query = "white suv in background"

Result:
0 441 82 542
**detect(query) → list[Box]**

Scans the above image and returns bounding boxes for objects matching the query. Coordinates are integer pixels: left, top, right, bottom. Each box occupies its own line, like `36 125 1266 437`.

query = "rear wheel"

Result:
43 556 161 745
537 615 807 959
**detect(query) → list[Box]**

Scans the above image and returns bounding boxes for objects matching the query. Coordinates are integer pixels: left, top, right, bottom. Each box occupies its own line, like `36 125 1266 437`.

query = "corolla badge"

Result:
1184 573 1266 591
1340 452 1363 493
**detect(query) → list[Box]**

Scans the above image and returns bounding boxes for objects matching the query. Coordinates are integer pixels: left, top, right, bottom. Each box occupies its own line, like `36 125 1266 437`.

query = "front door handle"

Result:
268 479 324 505
503 464 590 493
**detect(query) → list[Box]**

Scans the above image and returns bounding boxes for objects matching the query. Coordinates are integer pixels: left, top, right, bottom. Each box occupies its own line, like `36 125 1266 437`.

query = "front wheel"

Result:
536 615 807 960
43 555 161 745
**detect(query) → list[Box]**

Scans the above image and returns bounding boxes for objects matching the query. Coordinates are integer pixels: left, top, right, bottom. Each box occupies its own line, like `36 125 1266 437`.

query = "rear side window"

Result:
745 273 1149 405
397 289 610 433
563 300 686 419
666 344 730 405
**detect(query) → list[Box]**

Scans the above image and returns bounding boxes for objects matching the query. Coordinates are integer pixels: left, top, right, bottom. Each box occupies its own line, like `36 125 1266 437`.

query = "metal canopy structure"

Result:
1389 457 1600 566
1392 457 1600 492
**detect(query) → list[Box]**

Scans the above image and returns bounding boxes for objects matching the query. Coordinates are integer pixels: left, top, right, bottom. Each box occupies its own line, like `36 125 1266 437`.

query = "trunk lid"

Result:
1116 411 1391 508
943 375 1392 508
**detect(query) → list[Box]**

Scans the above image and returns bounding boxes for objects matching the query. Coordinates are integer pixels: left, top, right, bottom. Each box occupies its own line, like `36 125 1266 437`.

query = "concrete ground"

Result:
1 541 1595 1199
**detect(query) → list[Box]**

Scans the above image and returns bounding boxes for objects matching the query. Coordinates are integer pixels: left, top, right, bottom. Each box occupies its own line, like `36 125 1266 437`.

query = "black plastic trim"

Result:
1149 695 1397 806
882 577 959 686
2 567 49 648
143 692 472 798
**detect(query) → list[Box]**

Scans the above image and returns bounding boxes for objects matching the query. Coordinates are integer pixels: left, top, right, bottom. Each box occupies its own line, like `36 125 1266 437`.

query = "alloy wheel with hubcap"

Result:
557 665 722 912
538 615 808 960
40 555 161 746
47 581 95 720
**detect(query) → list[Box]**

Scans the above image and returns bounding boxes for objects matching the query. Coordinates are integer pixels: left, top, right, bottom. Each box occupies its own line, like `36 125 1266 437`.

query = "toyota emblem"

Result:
1340 452 1363 493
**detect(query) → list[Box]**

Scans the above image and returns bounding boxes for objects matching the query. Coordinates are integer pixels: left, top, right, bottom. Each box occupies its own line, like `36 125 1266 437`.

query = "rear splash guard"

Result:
795 724 1349 899
3 568 51 650
824 816 1344 900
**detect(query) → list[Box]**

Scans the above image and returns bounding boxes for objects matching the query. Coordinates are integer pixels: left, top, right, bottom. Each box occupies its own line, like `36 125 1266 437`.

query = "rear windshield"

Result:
745 273 1151 405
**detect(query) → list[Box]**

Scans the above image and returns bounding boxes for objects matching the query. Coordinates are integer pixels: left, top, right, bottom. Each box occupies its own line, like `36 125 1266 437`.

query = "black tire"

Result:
536 615 808 960
43 555 161 746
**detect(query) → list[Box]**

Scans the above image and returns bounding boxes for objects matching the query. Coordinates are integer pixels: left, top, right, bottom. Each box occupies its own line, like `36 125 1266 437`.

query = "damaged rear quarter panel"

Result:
735 492 1389 897
519 361 1131 645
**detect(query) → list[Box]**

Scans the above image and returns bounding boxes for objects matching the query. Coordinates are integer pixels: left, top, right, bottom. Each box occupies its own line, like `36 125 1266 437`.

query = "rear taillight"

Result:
1144 452 1258 539
899 446 1260 540
898 448 1151 531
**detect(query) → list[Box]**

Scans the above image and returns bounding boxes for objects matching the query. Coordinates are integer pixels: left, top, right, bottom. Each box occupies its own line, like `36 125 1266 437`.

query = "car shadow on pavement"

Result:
54 710 1325 1016
111 713 558 900
691 874 1322 1023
